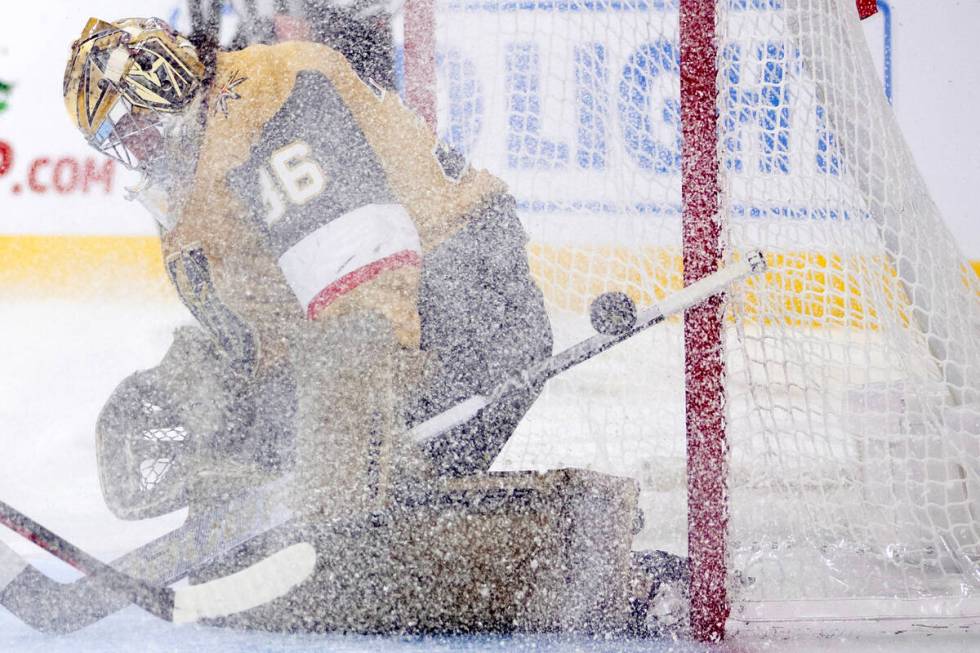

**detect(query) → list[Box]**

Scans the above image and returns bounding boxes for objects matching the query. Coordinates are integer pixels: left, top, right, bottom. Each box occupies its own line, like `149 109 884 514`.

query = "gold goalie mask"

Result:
63 17 205 172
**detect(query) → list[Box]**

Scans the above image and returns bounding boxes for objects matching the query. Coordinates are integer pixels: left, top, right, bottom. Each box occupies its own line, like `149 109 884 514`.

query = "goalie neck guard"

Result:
63 17 205 172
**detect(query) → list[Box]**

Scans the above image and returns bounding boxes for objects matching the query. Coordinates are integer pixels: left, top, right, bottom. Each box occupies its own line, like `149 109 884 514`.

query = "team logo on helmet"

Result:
119 31 202 112
63 19 126 137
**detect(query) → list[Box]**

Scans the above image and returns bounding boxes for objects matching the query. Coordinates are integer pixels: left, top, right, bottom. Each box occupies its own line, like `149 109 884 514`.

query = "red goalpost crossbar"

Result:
857 0 879 20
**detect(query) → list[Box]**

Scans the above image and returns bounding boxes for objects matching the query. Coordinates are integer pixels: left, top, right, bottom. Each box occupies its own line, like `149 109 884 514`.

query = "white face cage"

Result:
89 94 172 173
91 97 145 170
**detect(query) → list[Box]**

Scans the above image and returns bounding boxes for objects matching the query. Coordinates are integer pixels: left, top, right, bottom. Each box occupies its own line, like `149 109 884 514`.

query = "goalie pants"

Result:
411 193 553 475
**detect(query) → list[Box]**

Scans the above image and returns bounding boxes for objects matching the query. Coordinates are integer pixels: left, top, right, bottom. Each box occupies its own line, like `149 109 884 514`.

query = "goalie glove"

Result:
96 325 296 520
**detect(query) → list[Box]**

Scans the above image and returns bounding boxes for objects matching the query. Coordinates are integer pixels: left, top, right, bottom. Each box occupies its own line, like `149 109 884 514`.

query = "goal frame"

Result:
401 0 889 642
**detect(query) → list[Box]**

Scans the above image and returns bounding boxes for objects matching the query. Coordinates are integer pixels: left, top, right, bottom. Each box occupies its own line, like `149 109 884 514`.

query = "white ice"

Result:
0 297 977 652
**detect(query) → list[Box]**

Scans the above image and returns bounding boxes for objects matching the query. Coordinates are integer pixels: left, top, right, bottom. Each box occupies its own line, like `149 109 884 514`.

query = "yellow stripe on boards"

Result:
525 246 980 331
527 244 684 313
0 235 173 300
1 237 978 329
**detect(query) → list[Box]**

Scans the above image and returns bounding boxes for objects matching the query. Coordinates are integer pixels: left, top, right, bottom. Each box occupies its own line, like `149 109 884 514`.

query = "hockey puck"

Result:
590 291 637 336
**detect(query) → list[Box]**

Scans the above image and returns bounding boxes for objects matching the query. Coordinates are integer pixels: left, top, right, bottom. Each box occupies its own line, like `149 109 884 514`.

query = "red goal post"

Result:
678 2 879 639
678 0 725 641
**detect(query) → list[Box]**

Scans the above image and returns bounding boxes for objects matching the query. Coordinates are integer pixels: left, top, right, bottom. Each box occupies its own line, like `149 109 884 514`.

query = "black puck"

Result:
590 291 637 336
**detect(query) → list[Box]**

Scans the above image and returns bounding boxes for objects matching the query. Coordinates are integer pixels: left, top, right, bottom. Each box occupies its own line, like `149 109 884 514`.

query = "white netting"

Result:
722 0 980 611
427 0 980 620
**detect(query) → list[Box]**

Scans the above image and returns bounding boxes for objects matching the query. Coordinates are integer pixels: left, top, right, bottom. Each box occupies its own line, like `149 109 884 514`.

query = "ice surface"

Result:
0 608 707 653
1 297 977 651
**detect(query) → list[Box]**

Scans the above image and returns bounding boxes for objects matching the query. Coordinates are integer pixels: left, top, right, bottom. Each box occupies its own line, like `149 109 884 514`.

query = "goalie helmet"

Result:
63 17 205 172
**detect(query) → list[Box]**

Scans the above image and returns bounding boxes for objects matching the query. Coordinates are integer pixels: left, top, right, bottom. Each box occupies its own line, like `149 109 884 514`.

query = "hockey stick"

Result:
408 251 767 442
0 473 303 633
0 501 174 620
0 500 315 626
0 251 764 632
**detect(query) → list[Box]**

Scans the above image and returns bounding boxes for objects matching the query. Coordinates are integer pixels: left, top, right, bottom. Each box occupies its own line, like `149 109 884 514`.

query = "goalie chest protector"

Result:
199 468 642 635
162 41 505 365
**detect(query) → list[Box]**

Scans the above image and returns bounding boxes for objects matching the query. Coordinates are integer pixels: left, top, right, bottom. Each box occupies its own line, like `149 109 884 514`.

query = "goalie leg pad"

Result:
199 468 642 635
284 311 423 519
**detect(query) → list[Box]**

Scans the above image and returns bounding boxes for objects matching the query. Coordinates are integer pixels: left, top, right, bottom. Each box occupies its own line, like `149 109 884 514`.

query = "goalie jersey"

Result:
161 41 505 375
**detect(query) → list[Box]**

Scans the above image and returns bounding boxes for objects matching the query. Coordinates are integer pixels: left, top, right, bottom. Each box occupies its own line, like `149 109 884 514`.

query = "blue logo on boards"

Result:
435 1 893 184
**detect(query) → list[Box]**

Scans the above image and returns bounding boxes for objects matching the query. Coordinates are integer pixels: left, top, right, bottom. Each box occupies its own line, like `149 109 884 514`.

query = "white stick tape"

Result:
172 542 317 624
0 540 28 591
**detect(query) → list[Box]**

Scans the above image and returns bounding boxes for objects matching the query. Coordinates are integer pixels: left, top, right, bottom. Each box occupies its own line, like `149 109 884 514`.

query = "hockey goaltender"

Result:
51 12 690 637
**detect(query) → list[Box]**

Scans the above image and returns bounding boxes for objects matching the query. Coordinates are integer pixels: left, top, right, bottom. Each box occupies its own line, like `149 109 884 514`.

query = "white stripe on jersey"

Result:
277 203 422 312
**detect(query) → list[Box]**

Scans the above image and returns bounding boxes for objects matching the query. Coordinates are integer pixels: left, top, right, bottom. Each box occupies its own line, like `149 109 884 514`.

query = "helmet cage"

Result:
89 94 167 171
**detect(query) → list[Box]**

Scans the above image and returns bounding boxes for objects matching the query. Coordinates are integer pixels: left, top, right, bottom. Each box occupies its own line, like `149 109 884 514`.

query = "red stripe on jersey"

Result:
307 249 422 320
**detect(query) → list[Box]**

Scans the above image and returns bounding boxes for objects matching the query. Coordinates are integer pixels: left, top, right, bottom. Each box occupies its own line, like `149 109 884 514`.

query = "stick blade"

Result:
171 542 317 624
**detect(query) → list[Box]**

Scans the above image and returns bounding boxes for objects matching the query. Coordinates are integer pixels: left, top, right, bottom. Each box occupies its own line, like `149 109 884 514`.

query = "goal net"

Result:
404 0 980 632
